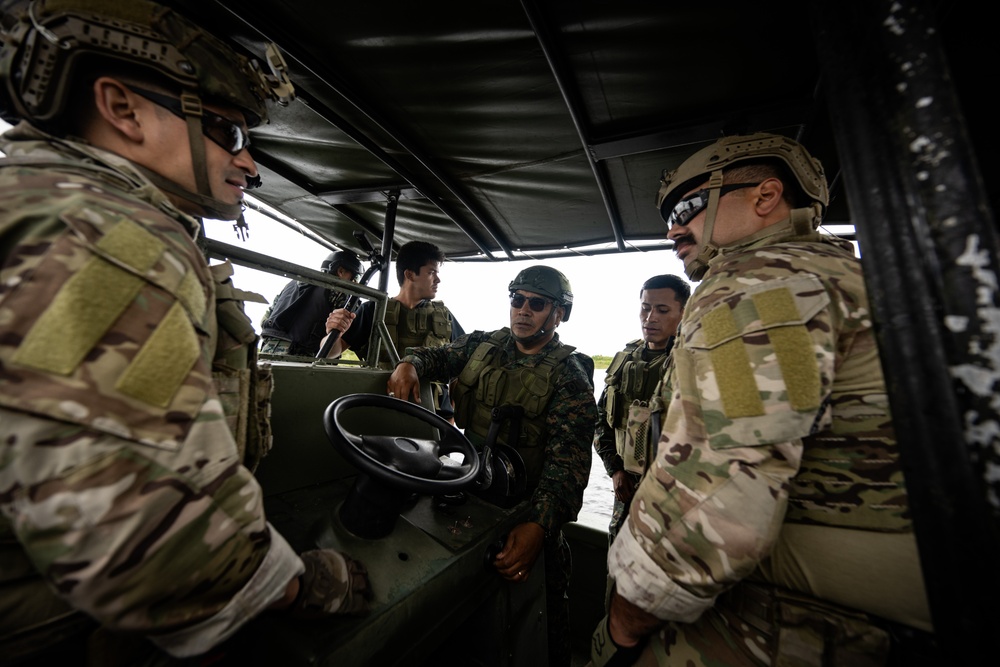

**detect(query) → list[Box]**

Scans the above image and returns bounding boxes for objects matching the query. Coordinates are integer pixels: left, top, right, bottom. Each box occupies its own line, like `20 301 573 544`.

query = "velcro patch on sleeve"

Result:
116 301 201 407
12 217 166 375
687 275 831 448
753 287 821 412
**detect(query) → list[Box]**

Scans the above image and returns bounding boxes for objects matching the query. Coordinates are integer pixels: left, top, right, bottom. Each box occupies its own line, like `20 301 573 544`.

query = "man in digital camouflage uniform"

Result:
327 240 464 417
593 274 689 544
591 134 934 666
0 1 370 663
260 250 363 356
388 265 596 667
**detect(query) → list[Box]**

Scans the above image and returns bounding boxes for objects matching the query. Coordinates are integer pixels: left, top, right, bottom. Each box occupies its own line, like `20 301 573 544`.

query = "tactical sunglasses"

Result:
125 85 251 156
509 293 552 312
666 182 760 229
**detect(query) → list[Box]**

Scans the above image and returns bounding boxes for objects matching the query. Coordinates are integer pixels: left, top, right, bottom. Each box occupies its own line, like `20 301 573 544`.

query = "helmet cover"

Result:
0 0 294 127
656 132 829 225
508 265 573 321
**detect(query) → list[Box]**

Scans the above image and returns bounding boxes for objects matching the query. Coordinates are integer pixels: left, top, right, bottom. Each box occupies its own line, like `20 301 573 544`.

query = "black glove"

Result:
289 549 373 618
590 613 645 667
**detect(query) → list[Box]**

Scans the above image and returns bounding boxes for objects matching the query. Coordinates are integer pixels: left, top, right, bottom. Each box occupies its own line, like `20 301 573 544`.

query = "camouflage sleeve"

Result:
529 354 597 533
593 383 622 477
608 272 838 622
0 407 304 657
400 330 485 380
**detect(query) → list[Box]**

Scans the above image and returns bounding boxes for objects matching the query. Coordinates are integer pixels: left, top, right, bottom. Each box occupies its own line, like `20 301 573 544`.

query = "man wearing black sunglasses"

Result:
0 1 370 663
387 264 597 667
592 134 931 666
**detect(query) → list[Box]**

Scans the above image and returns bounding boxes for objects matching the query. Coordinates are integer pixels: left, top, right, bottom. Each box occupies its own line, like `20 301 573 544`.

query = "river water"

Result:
578 383 613 531
579 453 614 531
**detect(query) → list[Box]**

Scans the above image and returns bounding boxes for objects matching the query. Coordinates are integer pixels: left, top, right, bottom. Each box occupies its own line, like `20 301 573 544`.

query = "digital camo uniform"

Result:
0 126 303 660
593 339 671 542
401 328 596 665
607 227 931 665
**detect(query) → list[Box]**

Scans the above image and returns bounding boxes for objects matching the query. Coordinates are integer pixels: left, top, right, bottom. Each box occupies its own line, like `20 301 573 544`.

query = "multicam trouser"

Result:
629 583 902 667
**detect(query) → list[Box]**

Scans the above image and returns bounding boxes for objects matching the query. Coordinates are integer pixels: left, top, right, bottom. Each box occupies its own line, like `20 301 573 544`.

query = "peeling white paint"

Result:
897 82 908 93
951 235 1000 461
944 315 969 332
910 136 932 152
917 171 929 181
884 15 905 36
952 364 997 396
916 96 933 108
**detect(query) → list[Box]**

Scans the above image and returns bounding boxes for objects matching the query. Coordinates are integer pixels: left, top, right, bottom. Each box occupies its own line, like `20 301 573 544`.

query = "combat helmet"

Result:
321 250 363 278
508 265 573 321
0 0 295 219
655 133 829 280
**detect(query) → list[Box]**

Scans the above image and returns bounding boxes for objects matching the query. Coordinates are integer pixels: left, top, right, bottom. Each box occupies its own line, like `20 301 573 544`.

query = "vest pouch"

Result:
211 262 273 471
432 307 452 337
620 385 667 474
475 365 509 408
620 400 651 474
604 385 622 429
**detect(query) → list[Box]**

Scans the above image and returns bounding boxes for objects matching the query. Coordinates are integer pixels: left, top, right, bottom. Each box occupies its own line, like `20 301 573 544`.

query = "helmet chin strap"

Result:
135 91 244 222
683 173 827 282
684 170 725 281
512 308 558 345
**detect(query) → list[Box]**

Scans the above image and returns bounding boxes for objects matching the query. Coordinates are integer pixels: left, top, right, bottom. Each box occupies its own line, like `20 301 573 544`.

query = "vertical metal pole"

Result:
369 191 400 366
812 0 1000 659
379 191 399 294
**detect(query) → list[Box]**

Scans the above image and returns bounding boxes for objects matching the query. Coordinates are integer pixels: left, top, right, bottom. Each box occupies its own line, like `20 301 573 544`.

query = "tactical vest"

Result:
211 262 273 472
602 340 668 456
375 299 453 369
0 155 273 469
451 328 576 489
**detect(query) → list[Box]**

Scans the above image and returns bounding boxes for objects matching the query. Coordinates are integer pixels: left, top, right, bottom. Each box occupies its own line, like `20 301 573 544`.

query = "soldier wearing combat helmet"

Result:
0 1 370 663
388 264 596 667
260 250 364 357
592 134 934 666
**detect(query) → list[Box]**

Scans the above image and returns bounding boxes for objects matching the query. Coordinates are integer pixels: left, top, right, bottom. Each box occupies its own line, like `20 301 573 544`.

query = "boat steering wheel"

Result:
323 393 481 494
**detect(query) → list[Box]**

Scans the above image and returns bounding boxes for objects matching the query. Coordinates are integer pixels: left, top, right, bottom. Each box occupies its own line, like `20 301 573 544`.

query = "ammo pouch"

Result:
619 389 665 474
725 582 891 667
211 262 274 472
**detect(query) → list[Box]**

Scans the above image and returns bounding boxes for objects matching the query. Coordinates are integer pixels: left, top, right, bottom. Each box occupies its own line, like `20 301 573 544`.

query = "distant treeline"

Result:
592 355 612 370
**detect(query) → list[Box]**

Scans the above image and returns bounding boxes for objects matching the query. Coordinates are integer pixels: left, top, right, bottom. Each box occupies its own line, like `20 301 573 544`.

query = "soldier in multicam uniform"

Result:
388 265 597 667
0 1 370 663
593 274 689 544
259 250 363 357
591 134 934 666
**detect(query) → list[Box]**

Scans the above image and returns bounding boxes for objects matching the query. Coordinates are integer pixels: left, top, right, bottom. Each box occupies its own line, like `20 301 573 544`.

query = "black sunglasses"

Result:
509 293 552 312
125 85 251 156
666 182 760 229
